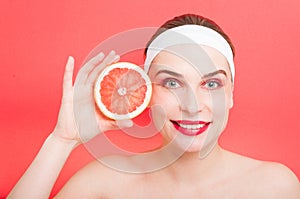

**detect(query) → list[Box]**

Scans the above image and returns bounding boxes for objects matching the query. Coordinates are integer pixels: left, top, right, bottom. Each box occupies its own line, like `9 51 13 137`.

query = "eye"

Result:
163 78 181 89
201 79 223 90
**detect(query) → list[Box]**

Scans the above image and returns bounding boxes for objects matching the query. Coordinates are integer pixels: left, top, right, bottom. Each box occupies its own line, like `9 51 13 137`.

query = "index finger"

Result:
78 52 105 80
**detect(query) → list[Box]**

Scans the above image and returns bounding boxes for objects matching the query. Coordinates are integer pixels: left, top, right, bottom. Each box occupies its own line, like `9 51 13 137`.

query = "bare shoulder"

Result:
54 156 140 198
253 161 300 198
223 150 300 198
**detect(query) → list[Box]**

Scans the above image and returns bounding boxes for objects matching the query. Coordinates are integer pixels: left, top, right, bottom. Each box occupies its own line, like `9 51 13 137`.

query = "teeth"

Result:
178 123 205 129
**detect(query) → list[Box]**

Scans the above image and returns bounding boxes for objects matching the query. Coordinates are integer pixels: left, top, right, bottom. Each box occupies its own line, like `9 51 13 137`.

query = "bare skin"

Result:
8 48 300 198
55 145 300 199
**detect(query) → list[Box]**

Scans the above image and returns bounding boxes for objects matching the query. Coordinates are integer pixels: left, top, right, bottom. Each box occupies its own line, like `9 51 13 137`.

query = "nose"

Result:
179 86 205 114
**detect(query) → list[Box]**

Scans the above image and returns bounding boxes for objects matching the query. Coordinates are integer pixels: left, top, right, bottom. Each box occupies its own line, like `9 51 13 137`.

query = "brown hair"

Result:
144 14 235 57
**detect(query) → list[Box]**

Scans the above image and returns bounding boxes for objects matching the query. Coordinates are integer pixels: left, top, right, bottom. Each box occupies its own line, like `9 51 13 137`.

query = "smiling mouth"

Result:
171 120 211 136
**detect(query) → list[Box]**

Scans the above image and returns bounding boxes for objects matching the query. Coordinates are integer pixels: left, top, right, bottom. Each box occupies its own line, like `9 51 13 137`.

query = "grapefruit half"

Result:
94 62 152 120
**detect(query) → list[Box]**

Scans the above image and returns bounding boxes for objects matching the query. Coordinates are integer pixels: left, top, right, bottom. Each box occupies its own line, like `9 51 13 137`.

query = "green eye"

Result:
163 79 181 88
202 79 223 90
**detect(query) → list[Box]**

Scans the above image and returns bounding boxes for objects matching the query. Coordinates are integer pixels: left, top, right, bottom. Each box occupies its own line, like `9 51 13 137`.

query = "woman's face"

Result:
148 44 233 154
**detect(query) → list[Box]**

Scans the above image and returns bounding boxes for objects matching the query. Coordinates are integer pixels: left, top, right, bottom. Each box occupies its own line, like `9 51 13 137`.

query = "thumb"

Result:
116 119 133 129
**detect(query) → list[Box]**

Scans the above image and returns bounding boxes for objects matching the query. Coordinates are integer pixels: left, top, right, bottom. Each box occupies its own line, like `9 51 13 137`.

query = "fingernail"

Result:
126 120 133 127
67 56 74 69
113 55 120 62
68 56 73 61
117 119 133 128
98 52 105 57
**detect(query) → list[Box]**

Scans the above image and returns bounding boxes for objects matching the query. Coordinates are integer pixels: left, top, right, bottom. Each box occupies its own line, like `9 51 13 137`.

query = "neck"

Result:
165 144 225 181
129 141 224 175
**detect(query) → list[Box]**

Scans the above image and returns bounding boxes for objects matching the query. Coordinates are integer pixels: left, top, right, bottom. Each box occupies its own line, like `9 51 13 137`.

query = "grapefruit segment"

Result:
94 62 152 120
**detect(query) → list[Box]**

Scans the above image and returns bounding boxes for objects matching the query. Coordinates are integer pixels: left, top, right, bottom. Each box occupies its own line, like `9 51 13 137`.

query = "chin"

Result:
185 145 203 153
169 134 206 153
183 141 204 153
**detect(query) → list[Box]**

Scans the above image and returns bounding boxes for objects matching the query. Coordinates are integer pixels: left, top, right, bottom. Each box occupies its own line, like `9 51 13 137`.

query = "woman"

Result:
8 14 300 198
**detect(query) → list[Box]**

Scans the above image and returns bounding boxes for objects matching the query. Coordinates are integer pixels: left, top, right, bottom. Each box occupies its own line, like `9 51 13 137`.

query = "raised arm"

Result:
7 51 132 199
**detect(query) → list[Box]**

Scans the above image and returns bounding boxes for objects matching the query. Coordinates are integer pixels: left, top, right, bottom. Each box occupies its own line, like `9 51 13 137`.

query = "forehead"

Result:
149 44 231 77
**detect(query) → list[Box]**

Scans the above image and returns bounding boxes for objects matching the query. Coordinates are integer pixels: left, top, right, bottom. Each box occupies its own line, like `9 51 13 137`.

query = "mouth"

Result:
171 120 211 136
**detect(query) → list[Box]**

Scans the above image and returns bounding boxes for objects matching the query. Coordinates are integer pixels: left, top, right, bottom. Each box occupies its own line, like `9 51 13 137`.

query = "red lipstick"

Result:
171 120 210 136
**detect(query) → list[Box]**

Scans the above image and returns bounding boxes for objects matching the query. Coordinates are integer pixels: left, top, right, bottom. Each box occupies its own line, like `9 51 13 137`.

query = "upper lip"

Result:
171 120 210 125
170 120 211 134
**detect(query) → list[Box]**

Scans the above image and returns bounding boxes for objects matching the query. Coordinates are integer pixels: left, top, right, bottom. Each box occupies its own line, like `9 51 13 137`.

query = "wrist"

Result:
47 132 80 150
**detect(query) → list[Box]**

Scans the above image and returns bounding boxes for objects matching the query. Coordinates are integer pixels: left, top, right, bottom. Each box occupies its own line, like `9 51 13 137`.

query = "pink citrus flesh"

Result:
94 62 152 120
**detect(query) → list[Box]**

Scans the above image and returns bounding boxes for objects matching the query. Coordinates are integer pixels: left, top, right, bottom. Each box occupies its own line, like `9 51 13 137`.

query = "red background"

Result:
1 0 300 197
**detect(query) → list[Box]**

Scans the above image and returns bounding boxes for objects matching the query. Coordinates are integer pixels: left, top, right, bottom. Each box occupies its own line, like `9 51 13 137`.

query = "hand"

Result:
52 51 133 144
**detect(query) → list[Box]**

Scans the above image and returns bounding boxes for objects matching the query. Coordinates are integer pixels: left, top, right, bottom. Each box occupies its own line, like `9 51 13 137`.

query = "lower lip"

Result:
172 122 210 136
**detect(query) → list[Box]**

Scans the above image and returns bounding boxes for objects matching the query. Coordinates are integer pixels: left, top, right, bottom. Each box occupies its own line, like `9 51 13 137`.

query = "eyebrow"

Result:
202 69 227 79
155 70 183 78
155 69 227 79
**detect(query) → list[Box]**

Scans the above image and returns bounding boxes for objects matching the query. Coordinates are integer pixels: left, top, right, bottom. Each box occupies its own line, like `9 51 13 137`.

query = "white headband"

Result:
144 25 235 82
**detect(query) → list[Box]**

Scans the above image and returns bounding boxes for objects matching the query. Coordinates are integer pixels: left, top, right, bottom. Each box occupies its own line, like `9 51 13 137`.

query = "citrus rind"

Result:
94 62 152 120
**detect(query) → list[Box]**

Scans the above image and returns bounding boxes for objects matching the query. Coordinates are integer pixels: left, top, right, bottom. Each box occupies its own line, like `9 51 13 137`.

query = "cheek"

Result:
207 90 229 120
223 85 233 110
149 86 181 127
149 86 180 111
208 89 232 133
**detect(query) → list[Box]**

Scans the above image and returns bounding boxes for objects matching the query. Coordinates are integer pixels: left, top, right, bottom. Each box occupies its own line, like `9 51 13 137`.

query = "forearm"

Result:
7 133 78 199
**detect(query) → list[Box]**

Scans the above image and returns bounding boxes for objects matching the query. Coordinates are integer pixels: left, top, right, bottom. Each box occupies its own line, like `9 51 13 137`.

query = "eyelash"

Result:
201 78 224 90
162 78 181 89
161 78 224 90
